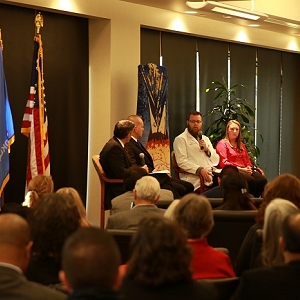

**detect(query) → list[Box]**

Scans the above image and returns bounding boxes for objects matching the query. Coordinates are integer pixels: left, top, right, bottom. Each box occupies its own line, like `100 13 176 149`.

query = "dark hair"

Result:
113 120 135 139
28 193 81 262
186 111 202 121
174 194 214 239
256 174 300 223
123 166 148 191
126 217 192 287
282 212 300 253
0 203 30 220
219 172 256 210
61 227 121 289
220 165 239 180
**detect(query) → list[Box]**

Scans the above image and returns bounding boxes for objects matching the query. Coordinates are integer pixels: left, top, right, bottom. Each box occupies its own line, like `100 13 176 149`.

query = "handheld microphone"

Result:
139 153 145 166
198 131 204 150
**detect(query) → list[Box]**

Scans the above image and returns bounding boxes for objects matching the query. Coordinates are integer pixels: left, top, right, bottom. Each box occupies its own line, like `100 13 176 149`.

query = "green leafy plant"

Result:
204 77 263 166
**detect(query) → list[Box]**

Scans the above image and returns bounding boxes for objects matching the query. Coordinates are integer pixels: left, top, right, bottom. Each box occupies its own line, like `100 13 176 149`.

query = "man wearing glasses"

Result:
173 111 219 191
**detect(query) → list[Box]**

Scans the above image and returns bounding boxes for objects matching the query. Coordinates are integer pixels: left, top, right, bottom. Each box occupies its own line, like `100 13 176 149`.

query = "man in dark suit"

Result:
233 211 300 300
59 227 121 300
100 119 147 209
0 213 67 300
106 176 165 230
125 115 194 198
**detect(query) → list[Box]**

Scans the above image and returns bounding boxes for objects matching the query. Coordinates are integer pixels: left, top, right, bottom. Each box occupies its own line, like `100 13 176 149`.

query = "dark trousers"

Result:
241 170 268 197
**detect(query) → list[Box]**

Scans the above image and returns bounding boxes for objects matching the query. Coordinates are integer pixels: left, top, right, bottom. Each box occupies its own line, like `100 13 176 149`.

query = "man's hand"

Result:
142 165 149 173
200 168 213 182
198 139 208 152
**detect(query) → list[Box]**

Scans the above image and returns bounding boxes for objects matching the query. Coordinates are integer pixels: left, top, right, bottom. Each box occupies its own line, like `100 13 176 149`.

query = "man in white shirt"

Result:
173 111 219 191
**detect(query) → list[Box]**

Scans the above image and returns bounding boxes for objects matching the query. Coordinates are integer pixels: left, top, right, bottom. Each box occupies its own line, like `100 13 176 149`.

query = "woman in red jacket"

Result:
216 120 267 197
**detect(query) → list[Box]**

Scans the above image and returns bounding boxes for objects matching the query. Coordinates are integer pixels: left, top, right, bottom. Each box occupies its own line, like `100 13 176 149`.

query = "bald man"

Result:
0 213 67 300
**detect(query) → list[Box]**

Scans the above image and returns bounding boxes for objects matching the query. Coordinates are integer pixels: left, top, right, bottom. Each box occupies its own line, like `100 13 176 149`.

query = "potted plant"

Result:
204 76 263 166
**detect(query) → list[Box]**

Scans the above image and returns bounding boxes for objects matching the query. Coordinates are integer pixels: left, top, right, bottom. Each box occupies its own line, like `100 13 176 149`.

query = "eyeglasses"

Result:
188 120 202 124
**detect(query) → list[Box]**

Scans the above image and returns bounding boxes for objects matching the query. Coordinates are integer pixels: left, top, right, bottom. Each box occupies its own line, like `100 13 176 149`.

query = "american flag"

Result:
21 35 50 185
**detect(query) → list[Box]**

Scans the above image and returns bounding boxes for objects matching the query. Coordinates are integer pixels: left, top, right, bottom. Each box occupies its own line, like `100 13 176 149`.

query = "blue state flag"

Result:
0 46 15 199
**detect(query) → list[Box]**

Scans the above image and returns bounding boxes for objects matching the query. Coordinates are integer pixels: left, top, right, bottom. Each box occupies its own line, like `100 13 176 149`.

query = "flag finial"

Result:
35 12 43 35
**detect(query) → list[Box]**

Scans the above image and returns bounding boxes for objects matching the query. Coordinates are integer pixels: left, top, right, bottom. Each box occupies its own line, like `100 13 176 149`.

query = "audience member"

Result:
0 213 67 300
215 172 257 210
0 202 30 220
22 175 54 208
111 166 173 215
202 165 239 198
106 176 165 230
233 211 300 299
174 194 235 279
120 217 218 300
262 198 298 267
126 115 194 198
235 173 300 276
173 111 219 191
56 187 91 227
99 119 136 209
25 193 81 285
59 227 121 300
216 119 267 197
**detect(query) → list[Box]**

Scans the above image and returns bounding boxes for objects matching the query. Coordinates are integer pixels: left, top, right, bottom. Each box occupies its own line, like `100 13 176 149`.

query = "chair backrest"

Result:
198 277 240 300
92 155 123 228
106 229 136 264
207 210 257 264
208 198 263 209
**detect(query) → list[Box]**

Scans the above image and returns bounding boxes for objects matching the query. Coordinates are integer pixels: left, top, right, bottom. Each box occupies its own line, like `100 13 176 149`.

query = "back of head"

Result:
262 198 298 266
221 172 252 210
174 194 214 239
282 212 300 254
134 176 160 202
257 174 300 223
0 213 31 248
126 217 192 287
56 187 87 219
61 227 121 290
29 193 81 260
123 166 148 191
113 120 135 139
220 165 239 180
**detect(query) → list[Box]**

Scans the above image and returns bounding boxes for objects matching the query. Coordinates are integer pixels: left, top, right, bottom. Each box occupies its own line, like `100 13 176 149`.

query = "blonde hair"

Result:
56 187 91 227
225 120 242 150
262 198 298 267
23 175 54 208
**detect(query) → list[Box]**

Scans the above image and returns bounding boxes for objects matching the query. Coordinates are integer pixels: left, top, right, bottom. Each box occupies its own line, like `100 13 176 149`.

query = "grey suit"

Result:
0 265 67 300
111 190 174 215
106 204 165 230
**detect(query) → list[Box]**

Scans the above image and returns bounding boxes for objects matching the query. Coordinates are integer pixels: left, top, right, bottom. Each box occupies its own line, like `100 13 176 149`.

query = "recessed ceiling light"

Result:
185 11 197 14
248 24 260 27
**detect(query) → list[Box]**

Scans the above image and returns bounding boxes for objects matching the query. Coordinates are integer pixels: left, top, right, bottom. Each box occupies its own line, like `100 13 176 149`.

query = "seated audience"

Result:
25 193 81 285
56 187 91 227
235 173 300 276
216 119 267 197
174 194 236 279
261 198 298 267
233 211 300 299
120 217 218 300
202 165 239 198
22 175 54 208
0 213 67 299
106 176 165 230
59 227 121 300
215 172 257 210
111 166 173 215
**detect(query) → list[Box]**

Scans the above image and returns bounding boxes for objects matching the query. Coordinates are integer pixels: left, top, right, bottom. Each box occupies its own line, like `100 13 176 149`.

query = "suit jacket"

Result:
233 260 300 300
125 138 155 172
111 190 174 215
106 204 165 230
100 137 132 209
0 265 67 300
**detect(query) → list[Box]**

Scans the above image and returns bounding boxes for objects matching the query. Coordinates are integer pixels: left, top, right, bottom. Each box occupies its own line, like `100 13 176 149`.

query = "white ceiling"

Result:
120 0 300 37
